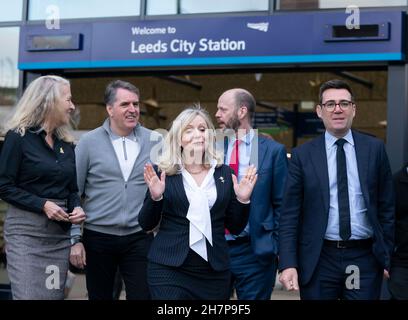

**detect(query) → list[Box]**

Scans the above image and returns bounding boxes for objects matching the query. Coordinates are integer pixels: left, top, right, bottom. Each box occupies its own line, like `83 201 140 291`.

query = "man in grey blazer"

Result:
70 80 161 299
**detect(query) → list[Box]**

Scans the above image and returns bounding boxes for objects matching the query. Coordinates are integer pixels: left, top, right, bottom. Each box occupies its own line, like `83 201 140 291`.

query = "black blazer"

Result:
138 164 249 271
279 130 395 285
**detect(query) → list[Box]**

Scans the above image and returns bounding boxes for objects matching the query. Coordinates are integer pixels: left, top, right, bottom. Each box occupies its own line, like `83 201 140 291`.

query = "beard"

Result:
225 115 241 131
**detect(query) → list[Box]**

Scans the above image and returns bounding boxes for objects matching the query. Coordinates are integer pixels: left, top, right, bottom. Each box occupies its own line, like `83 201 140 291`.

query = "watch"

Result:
70 236 82 246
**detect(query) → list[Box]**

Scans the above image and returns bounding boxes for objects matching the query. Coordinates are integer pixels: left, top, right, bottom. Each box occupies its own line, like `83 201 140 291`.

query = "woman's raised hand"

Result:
232 165 258 203
144 163 166 201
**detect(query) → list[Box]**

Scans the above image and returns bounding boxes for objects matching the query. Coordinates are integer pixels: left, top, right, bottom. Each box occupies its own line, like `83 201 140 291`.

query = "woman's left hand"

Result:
232 165 258 202
69 207 86 224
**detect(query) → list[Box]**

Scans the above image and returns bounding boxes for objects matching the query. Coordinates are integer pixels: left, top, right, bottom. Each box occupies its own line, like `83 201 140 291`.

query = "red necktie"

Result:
229 139 240 176
225 139 240 235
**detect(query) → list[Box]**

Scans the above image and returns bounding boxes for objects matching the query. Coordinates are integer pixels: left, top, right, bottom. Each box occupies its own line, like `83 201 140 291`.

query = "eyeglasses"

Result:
320 100 354 111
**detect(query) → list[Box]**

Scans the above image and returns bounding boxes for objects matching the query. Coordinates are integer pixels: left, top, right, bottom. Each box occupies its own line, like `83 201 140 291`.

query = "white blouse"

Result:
182 160 217 261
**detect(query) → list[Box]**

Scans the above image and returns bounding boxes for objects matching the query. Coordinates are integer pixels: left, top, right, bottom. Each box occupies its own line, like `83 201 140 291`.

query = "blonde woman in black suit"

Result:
139 106 257 300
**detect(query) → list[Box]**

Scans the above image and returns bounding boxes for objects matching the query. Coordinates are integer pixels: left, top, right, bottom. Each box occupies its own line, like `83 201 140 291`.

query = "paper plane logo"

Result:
246 22 269 32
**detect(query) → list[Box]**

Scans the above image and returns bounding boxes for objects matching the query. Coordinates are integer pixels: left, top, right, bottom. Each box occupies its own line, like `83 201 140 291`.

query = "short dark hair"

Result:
235 89 256 118
319 79 354 104
104 80 140 106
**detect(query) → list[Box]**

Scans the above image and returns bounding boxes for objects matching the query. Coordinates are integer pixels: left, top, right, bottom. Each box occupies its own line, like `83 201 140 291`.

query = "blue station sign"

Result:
18 10 405 70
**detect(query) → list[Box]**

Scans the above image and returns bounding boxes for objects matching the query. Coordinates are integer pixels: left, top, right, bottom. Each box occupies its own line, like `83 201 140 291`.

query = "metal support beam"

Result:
256 100 278 111
159 76 202 90
386 65 408 173
333 71 374 89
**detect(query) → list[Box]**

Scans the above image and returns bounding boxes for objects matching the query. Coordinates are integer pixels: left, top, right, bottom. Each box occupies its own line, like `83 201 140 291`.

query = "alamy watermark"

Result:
345 264 360 290
45 5 60 30
45 265 60 290
147 127 260 168
345 5 360 30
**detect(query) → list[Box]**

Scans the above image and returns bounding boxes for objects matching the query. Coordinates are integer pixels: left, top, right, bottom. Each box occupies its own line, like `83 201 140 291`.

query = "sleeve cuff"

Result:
152 195 163 202
70 224 82 238
70 236 82 246
237 198 250 204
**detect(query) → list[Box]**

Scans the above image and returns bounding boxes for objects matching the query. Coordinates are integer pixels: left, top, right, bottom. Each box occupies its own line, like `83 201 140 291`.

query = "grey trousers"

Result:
4 204 71 300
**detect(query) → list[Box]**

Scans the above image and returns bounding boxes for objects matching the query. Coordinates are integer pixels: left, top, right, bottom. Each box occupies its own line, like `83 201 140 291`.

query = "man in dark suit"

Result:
216 88 288 300
279 79 394 300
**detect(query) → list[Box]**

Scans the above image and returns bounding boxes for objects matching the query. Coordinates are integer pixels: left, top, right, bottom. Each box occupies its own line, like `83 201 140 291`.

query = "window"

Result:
277 0 407 10
147 0 178 15
0 27 19 132
147 0 269 15
28 0 140 20
0 0 23 22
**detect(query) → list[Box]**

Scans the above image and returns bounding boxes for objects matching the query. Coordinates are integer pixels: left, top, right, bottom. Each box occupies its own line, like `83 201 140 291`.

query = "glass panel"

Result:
182 0 268 13
0 27 19 133
147 0 268 15
28 0 140 20
278 0 407 10
320 0 407 8
0 0 23 21
147 0 177 15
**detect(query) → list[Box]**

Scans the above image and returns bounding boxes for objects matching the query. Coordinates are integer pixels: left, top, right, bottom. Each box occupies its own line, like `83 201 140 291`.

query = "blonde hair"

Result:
5 75 74 142
159 105 223 175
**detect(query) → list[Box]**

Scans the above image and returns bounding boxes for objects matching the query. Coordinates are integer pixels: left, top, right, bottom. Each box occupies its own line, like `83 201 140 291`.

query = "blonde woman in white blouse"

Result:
138 105 257 300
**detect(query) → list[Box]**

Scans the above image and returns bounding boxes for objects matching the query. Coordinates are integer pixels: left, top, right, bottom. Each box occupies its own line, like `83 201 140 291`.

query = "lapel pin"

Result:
59 147 64 154
219 176 225 183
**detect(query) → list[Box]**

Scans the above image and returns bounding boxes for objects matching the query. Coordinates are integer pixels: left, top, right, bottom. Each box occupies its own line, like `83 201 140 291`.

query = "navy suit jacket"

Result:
244 134 288 264
279 130 395 285
138 164 249 272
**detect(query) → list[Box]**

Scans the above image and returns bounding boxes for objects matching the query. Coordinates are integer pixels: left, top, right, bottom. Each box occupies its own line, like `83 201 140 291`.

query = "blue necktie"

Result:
336 138 351 241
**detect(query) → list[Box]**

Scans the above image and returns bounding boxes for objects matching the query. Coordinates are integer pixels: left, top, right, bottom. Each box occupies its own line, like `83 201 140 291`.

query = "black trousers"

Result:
388 265 408 300
83 228 153 300
300 244 383 300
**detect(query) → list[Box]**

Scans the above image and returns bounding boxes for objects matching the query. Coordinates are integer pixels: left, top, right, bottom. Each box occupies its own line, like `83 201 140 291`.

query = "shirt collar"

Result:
234 129 255 146
325 130 354 149
28 126 46 135
28 126 61 142
109 128 137 141
104 118 139 141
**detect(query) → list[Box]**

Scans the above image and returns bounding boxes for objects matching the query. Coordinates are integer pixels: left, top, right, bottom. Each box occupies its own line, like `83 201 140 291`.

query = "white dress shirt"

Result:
324 130 373 240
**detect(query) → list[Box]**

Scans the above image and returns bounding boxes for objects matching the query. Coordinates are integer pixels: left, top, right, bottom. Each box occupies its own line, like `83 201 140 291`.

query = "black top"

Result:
392 164 408 267
0 128 80 214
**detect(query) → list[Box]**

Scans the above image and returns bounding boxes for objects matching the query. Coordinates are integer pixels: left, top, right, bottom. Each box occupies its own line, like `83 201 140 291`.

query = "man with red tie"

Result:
215 88 288 300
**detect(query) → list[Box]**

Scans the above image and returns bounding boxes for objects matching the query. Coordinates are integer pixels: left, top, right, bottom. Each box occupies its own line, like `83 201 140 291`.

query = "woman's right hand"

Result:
144 163 166 201
43 200 70 221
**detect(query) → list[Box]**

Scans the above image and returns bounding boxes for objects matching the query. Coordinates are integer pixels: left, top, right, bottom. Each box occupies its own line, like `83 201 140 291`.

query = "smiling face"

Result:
316 88 356 138
55 84 75 126
181 115 208 164
107 88 140 136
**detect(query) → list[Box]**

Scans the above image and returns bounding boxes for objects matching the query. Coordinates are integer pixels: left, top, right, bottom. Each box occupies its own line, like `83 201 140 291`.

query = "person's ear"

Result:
316 104 323 119
106 105 113 117
239 106 248 119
